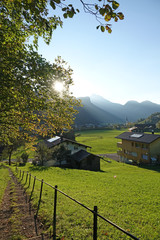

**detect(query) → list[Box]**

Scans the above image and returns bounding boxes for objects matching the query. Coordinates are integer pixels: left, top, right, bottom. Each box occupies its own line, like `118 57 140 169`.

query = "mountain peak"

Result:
90 94 111 103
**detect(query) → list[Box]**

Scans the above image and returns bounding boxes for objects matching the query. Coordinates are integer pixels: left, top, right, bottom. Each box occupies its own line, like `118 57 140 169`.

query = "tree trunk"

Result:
8 151 12 166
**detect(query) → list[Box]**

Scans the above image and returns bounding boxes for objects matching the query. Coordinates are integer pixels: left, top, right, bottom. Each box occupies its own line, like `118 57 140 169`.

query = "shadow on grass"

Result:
0 164 6 169
138 164 160 173
28 164 106 173
29 165 49 171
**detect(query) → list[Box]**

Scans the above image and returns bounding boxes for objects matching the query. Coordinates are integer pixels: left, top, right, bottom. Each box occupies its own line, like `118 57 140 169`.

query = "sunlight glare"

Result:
54 81 64 92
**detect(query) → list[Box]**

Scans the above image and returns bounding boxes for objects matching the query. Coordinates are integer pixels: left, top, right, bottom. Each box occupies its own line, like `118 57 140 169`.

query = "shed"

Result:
71 150 100 171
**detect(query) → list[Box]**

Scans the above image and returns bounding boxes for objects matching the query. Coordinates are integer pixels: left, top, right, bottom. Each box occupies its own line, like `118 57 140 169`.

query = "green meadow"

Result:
2 129 160 239
75 129 125 154
10 161 160 239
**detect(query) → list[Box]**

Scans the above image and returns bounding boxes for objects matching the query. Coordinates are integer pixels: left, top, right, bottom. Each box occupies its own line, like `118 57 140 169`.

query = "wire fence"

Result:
15 167 140 240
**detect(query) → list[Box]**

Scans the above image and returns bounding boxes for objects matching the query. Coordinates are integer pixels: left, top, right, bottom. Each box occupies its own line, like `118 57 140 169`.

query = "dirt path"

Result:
0 168 48 240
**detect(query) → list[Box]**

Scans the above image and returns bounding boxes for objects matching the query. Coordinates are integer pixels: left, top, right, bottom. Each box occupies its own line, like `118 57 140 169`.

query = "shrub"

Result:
21 152 29 165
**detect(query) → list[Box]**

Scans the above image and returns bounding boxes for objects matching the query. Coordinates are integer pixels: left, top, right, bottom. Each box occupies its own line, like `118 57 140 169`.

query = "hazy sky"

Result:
38 0 160 105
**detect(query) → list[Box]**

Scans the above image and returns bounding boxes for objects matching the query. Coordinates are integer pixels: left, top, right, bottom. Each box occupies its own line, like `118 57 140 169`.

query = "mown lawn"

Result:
0 164 10 204
75 129 125 154
10 161 160 240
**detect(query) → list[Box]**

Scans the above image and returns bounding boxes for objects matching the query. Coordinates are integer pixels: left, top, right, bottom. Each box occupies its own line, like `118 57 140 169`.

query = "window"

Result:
131 142 134 147
142 154 148 160
135 143 140 148
131 152 137 157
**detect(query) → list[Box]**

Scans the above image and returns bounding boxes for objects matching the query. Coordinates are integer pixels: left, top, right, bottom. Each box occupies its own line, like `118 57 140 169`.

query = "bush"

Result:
21 152 29 165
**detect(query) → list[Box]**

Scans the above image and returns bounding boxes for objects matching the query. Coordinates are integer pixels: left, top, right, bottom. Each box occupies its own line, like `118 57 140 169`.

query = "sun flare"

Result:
54 81 64 92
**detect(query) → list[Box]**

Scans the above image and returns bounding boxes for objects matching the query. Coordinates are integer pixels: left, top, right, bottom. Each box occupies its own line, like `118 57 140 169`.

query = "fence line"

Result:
15 167 140 240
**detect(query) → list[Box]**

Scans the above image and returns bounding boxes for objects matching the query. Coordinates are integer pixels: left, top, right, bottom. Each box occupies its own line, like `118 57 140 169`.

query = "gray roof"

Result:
72 150 91 162
72 150 100 162
115 132 160 144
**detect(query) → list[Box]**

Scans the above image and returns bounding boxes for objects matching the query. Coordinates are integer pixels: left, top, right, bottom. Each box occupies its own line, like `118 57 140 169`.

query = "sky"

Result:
38 0 160 105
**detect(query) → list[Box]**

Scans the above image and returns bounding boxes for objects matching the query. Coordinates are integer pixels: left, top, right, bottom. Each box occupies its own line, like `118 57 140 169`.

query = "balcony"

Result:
117 142 122 148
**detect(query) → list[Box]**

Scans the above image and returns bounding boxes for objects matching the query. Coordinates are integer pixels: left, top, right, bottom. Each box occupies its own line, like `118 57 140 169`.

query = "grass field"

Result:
75 129 125 154
3 129 160 239
10 159 160 240
0 164 10 204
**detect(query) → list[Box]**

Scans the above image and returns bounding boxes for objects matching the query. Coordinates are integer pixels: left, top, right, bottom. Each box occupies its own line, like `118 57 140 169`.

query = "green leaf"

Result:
112 1 119 10
96 25 100 29
105 25 109 30
118 12 124 20
105 14 111 22
95 5 98 10
100 26 105 32
68 10 74 18
53 0 61 4
108 28 112 34
114 16 118 22
50 0 56 10
99 8 105 16
63 13 67 19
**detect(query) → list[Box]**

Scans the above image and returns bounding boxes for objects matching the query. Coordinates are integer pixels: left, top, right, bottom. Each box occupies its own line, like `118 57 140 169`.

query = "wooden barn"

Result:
71 149 100 171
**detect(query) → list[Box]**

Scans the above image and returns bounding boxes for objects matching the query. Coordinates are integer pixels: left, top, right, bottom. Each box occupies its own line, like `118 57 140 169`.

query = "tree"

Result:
2 137 24 165
35 143 52 166
52 145 71 167
0 0 123 150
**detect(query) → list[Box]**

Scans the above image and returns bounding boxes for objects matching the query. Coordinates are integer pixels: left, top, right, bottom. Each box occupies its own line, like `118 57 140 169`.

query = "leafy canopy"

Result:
0 0 123 148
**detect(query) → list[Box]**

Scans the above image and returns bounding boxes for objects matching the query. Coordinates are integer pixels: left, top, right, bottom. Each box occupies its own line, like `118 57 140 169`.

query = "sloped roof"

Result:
115 132 160 144
71 149 100 162
72 149 91 162
44 136 91 149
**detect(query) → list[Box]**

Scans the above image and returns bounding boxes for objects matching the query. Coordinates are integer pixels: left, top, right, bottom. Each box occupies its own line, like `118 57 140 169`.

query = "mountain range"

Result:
74 95 160 126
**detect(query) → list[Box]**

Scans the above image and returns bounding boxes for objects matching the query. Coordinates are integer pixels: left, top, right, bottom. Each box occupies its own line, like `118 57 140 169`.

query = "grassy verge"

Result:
10 161 160 240
0 164 10 204
9 181 23 240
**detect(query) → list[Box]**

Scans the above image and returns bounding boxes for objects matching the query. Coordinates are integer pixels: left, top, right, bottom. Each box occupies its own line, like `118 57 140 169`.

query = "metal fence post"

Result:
53 185 58 240
93 206 98 240
34 179 44 236
29 176 36 214
35 179 44 219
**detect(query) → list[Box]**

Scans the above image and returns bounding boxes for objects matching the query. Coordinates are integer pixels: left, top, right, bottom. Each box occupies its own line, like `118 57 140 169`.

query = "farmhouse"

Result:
43 136 100 171
116 132 160 164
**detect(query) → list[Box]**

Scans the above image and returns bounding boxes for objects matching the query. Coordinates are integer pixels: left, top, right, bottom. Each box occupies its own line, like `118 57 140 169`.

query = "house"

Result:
129 124 156 133
116 132 160 164
42 136 100 171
